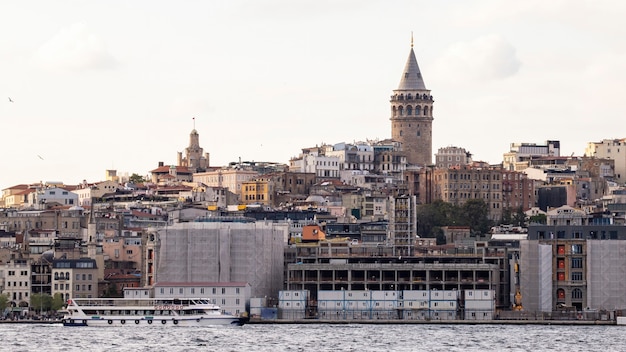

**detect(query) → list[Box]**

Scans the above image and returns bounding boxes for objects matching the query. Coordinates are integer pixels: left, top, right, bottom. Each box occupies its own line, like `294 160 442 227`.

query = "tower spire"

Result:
411 31 413 48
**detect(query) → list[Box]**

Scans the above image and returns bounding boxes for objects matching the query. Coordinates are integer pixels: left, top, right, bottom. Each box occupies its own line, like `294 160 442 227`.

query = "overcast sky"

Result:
2 0 625 190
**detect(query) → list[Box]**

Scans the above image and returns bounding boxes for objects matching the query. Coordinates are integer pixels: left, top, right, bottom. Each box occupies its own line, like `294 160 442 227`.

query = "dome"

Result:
305 195 326 204
41 250 54 263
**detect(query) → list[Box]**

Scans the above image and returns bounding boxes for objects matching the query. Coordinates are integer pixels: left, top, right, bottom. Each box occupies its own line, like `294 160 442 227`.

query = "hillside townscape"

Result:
3 42 626 324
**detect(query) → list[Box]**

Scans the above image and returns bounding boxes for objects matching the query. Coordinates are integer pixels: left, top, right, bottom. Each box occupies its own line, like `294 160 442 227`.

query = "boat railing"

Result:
70 298 217 307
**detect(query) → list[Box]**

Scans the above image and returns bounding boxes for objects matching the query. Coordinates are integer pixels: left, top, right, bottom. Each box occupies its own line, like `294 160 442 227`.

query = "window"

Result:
571 244 583 254
572 258 583 269
221 288 226 294
572 288 583 299
571 272 583 281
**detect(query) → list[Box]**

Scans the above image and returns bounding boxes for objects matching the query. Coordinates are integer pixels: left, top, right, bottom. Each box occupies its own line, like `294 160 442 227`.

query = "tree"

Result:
460 199 491 236
0 294 8 312
129 173 146 184
30 293 52 313
529 213 547 225
51 293 65 311
512 207 526 227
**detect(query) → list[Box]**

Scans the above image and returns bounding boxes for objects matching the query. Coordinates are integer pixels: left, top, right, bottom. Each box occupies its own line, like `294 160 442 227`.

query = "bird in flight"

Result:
8 97 13 102
37 155 44 160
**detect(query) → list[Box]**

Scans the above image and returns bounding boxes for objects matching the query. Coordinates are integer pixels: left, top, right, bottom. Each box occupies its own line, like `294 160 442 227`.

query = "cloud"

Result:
33 23 117 71
433 35 521 84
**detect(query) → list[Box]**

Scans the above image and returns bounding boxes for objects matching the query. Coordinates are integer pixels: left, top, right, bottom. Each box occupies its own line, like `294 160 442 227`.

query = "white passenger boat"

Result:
62 298 248 326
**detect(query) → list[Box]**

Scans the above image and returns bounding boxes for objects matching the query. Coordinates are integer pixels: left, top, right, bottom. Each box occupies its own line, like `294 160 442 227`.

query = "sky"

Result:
2 0 626 190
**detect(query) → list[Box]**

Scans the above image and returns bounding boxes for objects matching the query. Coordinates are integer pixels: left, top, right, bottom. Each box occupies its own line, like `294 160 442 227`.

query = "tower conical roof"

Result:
397 47 426 90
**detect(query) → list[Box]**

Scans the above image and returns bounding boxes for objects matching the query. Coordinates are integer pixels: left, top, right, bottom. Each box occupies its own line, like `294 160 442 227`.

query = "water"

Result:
1 323 623 351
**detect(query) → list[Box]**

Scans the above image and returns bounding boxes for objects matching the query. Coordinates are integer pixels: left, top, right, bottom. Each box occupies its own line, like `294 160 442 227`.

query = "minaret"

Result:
390 34 434 166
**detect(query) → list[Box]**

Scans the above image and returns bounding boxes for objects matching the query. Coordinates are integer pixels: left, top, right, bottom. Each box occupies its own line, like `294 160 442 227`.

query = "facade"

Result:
152 282 250 317
193 168 259 198
324 142 375 173
240 179 272 206
27 186 78 209
1 184 32 208
72 180 120 207
586 138 626 185
503 140 561 171
389 195 418 256
289 146 341 180
501 170 535 212
435 146 472 169
432 166 504 221
145 221 287 299
51 258 98 300
0 259 31 306
150 163 193 183
390 39 434 166
521 222 626 312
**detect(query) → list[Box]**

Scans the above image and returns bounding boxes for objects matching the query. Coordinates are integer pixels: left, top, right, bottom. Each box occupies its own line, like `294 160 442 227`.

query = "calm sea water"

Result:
2 323 624 352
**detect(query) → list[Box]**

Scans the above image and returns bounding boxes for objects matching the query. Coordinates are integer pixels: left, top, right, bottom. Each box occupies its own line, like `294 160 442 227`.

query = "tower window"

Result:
407 106 412 115
417 130 420 137
415 106 421 115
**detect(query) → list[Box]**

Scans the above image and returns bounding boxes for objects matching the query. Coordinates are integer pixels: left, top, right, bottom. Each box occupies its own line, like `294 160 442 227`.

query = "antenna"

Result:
411 31 414 48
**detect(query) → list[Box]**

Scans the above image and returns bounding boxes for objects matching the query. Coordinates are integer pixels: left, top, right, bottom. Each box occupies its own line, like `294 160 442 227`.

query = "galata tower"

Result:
390 36 434 166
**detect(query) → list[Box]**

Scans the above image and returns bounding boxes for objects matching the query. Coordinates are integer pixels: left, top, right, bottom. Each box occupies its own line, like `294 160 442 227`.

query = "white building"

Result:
28 187 79 209
0 260 31 306
586 138 626 185
435 146 473 169
152 282 250 317
289 146 341 179
464 289 496 320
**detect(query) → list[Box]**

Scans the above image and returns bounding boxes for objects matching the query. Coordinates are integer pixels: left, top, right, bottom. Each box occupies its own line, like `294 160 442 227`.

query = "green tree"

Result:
460 199 491 236
51 293 65 311
0 294 8 311
529 213 547 224
512 206 526 227
129 173 146 184
30 293 52 313
501 208 512 225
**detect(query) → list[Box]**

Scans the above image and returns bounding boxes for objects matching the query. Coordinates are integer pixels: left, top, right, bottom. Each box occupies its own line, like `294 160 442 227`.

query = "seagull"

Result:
8 97 13 102
37 155 44 160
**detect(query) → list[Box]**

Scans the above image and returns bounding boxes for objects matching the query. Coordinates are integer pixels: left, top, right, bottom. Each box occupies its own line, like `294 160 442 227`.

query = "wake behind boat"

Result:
62 298 248 327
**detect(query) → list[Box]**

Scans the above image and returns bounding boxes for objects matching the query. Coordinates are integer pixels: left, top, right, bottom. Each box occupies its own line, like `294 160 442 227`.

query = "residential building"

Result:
586 138 626 185
150 163 193 184
432 166 504 221
289 146 341 180
0 259 30 306
193 168 258 199
51 258 98 300
435 146 473 169
72 180 120 207
503 140 561 171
